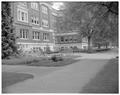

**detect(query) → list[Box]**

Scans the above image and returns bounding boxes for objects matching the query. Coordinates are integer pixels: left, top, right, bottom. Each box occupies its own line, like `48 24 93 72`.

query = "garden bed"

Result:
2 56 79 67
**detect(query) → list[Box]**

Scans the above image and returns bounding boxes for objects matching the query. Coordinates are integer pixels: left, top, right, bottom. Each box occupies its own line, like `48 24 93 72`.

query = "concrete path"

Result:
3 49 118 93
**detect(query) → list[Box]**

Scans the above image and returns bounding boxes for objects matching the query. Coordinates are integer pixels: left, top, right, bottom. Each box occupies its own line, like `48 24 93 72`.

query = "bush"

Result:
51 55 63 62
95 48 110 52
44 46 52 54
2 2 18 59
2 57 40 65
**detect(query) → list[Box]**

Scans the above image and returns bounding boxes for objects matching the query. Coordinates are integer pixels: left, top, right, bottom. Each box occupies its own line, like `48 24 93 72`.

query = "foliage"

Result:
58 2 118 50
51 55 63 62
45 45 51 54
2 2 17 59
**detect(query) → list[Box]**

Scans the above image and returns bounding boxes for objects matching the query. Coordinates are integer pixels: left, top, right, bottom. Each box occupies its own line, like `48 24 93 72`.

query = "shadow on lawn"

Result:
2 72 33 93
81 58 118 93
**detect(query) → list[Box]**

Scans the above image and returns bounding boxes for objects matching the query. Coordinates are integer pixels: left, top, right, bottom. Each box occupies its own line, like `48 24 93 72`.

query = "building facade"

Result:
55 32 88 51
11 2 58 52
10 2 88 53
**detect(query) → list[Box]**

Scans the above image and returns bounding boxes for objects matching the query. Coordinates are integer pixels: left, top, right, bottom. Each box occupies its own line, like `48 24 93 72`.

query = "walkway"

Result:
3 49 118 93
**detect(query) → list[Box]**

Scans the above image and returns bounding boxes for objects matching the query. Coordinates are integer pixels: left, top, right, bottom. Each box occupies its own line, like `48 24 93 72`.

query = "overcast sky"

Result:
52 2 64 10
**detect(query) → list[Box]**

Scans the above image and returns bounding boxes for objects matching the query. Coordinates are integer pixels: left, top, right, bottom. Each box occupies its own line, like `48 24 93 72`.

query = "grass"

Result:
2 72 33 93
81 58 118 93
2 56 40 65
2 56 79 67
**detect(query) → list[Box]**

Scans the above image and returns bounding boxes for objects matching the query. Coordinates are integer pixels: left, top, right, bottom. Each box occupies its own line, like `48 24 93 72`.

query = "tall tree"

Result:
2 2 17 59
58 2 118 51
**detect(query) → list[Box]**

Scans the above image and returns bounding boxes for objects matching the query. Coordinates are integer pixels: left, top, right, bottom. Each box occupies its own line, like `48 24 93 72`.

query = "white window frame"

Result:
42 19 49 27
33 31 40 40
31 16 39 25
52 15 57 30
31 3 38 10
19 2 27 7
20 29 29 39
41 5 48 14
17 8 28 23
43 33 49 41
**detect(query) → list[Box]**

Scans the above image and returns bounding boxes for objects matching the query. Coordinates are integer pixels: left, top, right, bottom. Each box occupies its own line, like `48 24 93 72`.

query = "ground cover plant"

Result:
2 55 79 67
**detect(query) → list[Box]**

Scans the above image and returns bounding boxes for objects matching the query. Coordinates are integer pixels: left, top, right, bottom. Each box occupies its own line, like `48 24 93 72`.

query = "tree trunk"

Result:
88 36 91 52
106 44 108 48
98 44 101 49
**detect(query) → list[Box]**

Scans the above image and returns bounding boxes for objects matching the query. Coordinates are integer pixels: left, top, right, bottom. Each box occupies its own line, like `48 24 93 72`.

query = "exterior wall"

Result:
11 2 57 52
11 2 88 53
55 33 88 50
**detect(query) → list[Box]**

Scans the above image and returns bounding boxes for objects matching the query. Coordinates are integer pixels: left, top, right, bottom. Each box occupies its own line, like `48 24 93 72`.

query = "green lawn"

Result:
2 72 33 93
81 58 118 93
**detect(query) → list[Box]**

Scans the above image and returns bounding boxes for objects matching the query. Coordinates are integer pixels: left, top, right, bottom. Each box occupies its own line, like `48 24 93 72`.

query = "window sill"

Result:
43 40 49 41
32 23 40 26
19 38 29 40
18 20 28 23
31 8 39 11
33 39 40 40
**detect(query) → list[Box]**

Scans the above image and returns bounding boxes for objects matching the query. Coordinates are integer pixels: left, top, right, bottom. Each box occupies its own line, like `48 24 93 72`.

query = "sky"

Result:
52 2 64 10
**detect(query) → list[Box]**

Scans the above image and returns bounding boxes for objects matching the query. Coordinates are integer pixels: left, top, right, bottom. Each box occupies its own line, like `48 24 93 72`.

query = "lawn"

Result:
2 72 33 93
81 58 118 93
2 56 79 67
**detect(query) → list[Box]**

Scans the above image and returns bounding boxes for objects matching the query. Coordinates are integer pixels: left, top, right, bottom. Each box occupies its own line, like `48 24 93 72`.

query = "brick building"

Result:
10 2 58 52
10 2 88 53
55 32 88 51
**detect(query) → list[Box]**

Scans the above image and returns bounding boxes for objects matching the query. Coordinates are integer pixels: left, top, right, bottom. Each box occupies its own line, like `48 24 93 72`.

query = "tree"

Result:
58 2 118 51
2 2 17 59
91 2 118 47
58 2 98 52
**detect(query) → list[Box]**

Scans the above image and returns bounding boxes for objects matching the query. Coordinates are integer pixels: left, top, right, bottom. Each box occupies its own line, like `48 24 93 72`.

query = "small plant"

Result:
51 55 63 62
45 46 51 54
51 55 58 62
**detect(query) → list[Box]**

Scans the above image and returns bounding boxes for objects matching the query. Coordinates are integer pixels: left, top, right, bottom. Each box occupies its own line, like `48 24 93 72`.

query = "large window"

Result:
17 8 28 23
19 2 27 7
20 29 29 39
61 37 64 42
33 31 40 40
52 15 57 30
42 19 49 27
41 5 48 14
43 33 49 41
31 3 38 10
31 16 39 25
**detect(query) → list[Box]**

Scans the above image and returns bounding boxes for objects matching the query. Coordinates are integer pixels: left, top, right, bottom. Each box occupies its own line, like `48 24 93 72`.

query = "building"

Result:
10 2 88 53
10 2 58 53
55 32 88 51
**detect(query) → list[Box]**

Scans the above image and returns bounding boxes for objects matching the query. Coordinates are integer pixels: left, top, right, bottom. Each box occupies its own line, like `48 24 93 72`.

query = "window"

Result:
19 2 27 7
69 36 73 42
61 37 64 42
42 19 49 27
65 39 68 42
20 29 29 39
43 33 49 41
41 5 48 14
33 31 40 40
17 8 28 23
52 15 57 30
31 3 38 10
31 16 39 25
